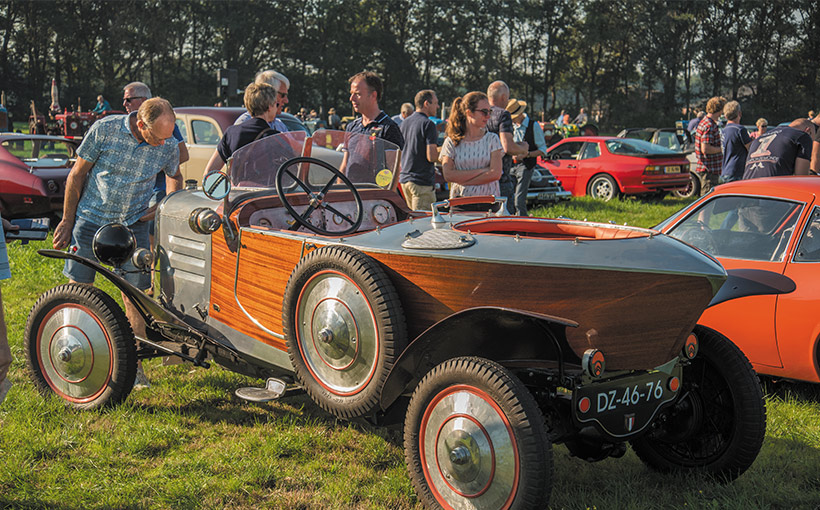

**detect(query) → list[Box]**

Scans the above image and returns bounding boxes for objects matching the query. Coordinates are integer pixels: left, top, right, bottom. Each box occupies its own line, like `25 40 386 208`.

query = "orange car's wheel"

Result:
404 357 552 510
282 245 407 418
24 284 136 409
630 326 766 481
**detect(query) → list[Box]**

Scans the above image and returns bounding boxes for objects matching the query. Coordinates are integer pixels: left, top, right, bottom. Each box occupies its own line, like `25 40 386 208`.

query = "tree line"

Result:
1 0 818 130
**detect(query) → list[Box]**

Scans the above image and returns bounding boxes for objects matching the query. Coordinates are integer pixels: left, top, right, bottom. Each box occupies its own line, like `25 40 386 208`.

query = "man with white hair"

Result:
486 80 528 213
234 69 290 133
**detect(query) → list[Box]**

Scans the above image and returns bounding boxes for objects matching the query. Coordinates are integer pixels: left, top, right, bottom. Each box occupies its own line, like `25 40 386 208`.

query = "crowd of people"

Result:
690 95 819 197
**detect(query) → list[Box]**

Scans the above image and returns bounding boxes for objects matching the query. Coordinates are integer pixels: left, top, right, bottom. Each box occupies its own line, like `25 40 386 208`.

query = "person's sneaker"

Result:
133 366 151 390
0 378 12 405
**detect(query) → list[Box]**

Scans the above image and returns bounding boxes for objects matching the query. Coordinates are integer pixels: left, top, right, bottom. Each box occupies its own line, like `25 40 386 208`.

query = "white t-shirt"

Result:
440 131 503 198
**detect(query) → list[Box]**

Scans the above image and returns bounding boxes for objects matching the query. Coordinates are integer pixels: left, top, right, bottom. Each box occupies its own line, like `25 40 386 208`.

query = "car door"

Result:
667 194 805 369
543 140 585 194
178 114 225 185
775 204 820 382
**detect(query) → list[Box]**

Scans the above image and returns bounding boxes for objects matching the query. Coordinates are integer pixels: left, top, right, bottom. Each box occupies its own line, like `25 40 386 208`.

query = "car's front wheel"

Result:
630 326 766 481
587 174 620 201
25 283 136 409
404 357 552 509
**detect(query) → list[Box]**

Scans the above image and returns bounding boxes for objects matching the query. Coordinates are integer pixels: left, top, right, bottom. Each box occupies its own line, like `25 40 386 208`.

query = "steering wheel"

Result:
275 156 363 236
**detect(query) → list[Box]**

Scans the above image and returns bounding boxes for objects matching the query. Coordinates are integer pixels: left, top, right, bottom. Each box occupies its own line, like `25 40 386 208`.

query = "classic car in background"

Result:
26 130 781 508
616 127 700 199
539 137 690 201
173 108 310 184
526 162 572 206
658 176 820 385
0 133 78 220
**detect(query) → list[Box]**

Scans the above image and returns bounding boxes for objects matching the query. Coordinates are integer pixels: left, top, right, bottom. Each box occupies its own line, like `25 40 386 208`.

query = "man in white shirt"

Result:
507 99 547 216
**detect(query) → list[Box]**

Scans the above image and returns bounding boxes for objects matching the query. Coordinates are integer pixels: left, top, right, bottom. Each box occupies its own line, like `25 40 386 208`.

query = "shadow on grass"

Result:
762 378 820 404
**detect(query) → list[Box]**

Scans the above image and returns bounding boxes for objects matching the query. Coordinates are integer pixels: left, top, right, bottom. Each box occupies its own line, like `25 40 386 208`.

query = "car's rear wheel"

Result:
404 357 552 510
630 326 766 481
587 174 620 201
282 245 407 418
25 283 136 409
672 172 700 199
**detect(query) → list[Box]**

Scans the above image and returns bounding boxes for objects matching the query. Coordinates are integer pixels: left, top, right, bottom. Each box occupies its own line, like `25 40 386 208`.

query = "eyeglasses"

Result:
760 124 768 128
472 108 491 117
277 91 288 98
123 96 146 103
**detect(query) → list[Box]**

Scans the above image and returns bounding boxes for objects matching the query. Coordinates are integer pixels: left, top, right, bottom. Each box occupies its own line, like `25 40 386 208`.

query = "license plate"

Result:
573 364 682 438
537 192 554 201
664 165 681 174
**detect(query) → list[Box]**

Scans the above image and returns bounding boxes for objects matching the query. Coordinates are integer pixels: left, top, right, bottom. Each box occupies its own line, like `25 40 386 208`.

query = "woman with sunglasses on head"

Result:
440 91 503 199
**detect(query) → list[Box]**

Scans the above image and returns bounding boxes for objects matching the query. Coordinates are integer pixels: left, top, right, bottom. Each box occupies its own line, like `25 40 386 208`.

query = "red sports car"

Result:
0 133 78 219
658 176 820 384
539 136 690 201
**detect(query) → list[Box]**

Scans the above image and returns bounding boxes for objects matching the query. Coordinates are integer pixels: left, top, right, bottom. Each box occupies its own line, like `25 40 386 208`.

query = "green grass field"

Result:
1 197 819 509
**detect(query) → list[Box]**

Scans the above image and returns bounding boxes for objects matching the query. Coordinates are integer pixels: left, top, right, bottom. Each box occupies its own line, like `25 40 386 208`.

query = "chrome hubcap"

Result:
422 387 517 507
38 305 112 400
297 272 378 395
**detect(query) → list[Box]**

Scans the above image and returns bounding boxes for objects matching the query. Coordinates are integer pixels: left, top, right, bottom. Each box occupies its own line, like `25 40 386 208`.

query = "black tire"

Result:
404 357 552 509
24 283 136 409
282 245 407 418
630 326 766 481
587 174 620 201
672 172 700 199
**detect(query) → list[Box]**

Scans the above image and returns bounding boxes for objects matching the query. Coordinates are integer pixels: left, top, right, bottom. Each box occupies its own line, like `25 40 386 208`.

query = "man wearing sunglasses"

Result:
486 81 528 214
233 70 290 134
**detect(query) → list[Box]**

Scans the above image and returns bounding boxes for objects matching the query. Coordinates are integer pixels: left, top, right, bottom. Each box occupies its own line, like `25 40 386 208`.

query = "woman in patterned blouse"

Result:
440 91 503 198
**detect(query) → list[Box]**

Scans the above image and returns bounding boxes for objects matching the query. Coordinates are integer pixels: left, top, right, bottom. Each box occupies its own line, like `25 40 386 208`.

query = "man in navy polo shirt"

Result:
345 71 404 149
342 72 404 183
399 90 439 211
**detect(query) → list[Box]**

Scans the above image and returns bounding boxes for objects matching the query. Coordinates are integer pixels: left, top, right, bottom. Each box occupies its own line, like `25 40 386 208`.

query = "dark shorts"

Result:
62 217 151 290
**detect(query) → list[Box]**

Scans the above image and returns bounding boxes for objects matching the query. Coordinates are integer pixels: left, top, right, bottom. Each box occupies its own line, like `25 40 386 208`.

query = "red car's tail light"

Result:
644 165 661 175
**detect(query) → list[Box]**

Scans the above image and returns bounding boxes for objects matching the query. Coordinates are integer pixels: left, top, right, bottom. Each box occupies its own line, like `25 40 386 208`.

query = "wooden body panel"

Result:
210 227 714 370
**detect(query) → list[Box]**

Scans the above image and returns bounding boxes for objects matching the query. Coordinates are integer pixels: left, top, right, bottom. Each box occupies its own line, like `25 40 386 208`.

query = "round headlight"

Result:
92 223 136 267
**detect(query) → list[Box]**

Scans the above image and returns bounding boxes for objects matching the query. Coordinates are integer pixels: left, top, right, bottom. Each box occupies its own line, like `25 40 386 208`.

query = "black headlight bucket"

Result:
92 223 136 268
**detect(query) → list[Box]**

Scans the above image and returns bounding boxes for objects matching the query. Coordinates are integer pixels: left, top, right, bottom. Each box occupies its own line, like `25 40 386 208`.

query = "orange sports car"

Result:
658 176 820 384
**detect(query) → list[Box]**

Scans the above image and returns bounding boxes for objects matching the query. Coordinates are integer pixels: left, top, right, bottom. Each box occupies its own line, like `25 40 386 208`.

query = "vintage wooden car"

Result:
658 176 820 385
25 130 787 509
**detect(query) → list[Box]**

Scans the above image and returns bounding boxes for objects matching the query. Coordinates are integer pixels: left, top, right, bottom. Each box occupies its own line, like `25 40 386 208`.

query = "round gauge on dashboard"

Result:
371 204 390 224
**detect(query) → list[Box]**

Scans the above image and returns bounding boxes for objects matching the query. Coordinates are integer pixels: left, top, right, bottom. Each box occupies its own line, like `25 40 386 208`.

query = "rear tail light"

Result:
644 165 661 175
682 333 698 359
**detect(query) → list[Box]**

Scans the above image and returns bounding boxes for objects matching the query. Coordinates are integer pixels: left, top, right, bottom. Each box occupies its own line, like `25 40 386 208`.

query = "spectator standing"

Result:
345 71 403 148
234 70 290 133
507 98 547 216
440 92 503 199
0 216 16 405
486 81 528 213
572 107 588 125
751 118 768 140
328 108 341 130
53 98 182 388
91 95 112 114
398 90 440 211
203 83 281 177
743 118 815 179
694 96 726 196
719 101 751 183
688 111 705 134
391 102 414 127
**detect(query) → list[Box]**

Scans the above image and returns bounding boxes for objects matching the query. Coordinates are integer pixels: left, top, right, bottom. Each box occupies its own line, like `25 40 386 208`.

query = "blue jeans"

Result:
63 217 151 290
510 164 534 216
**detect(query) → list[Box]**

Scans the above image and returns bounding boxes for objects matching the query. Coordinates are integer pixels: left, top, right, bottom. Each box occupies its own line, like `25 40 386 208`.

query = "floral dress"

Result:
440 131 503 198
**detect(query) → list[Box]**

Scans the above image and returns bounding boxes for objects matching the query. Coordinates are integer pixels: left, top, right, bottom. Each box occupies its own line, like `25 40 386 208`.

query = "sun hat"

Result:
506 98 527 118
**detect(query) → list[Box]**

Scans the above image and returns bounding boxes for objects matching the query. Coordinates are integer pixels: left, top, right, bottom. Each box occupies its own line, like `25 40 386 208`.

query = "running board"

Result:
235 377 301 402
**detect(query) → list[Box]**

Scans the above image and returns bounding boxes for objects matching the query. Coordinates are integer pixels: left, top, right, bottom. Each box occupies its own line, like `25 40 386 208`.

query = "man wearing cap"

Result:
399 90 439 211
328 108 341 130
507 98 547 216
